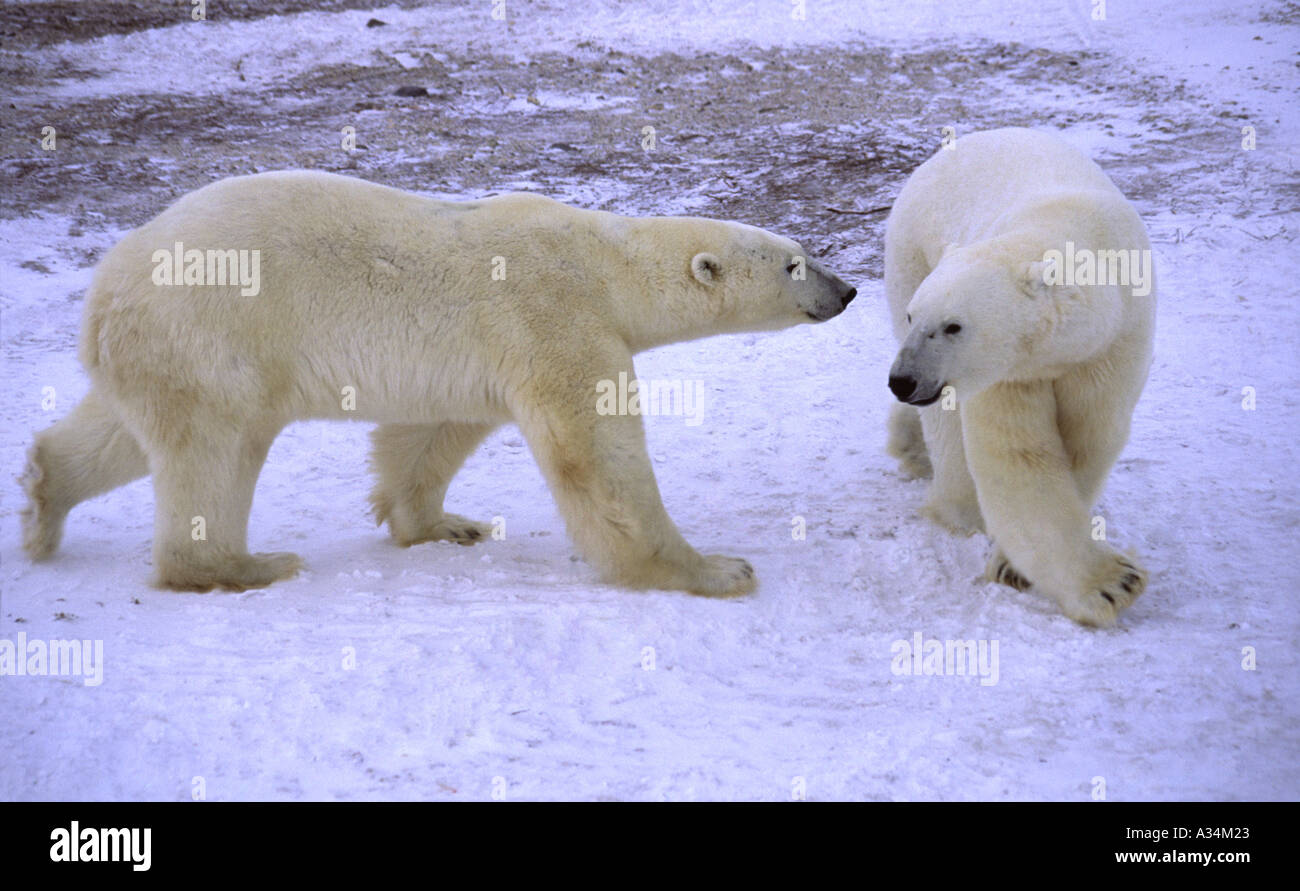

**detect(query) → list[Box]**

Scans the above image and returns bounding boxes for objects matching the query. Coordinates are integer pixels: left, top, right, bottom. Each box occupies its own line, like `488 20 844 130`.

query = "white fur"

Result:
884 129 1155 626
23 170 853 596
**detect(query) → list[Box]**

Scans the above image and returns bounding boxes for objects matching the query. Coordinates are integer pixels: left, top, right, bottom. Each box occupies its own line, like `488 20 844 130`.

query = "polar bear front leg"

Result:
507 351 754 598
886 403 932 479
149 425 300 591
918 402 983 535
962 382 1145 626
369 422 497 546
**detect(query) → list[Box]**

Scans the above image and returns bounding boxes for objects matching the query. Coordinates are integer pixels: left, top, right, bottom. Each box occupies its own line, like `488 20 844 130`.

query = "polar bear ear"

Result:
1020 261 1057 300
691 253 722 285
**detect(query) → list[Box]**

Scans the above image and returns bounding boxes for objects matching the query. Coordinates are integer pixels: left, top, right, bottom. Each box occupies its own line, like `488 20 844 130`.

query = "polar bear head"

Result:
887 241 1084 405
616 216 857 349
687 220 858 327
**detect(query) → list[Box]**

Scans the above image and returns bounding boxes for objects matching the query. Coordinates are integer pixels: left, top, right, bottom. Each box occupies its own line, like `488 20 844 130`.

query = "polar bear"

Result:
22 170 856 596
883 128 1155 626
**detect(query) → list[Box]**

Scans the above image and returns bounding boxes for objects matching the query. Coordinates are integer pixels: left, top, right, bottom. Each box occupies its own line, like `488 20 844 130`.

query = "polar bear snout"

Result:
888 372 919 402
800 264 857 321
887 372 944 406
809 285 856 321
888 347 945 406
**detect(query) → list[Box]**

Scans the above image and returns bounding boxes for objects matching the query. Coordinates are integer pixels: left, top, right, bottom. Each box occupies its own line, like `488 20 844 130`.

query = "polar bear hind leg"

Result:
368 422 497 546
146 417 299 592
21 387 150 560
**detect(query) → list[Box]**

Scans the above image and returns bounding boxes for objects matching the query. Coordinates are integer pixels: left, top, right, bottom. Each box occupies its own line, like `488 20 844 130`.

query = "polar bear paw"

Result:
684 555 757 599
985 550 1032 591
393 512 492 548
921 497 984 536
155 551 303 592
1061 553 1146 627
19 444 66 561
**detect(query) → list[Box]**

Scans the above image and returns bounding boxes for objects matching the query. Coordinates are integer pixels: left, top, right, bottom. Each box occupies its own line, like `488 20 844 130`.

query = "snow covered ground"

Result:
1 0 1297 800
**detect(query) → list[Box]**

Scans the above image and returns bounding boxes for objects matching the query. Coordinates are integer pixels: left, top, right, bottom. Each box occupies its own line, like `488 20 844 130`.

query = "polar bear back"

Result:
79 172 604 424
888 128 1124 258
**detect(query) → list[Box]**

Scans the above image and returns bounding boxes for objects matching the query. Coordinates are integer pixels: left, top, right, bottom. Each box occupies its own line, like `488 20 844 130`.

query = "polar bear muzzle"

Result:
800 259 857 321
888 372 944 406
888 339 946 405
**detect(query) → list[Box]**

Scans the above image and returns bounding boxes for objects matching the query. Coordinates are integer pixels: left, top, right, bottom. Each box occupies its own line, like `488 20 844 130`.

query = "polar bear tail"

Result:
21 387 149 560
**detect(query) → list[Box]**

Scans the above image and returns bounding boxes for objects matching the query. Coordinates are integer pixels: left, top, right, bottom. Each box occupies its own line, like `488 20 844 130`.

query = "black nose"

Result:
841 287 857 309
888 374 916 401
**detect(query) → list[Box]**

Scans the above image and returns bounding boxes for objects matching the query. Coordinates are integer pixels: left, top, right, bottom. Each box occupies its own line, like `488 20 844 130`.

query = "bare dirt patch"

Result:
0 1 1283 281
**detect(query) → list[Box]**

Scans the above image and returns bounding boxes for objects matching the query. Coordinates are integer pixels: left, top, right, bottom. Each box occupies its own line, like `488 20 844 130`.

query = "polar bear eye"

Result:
906 313 912 325
944 323 962 335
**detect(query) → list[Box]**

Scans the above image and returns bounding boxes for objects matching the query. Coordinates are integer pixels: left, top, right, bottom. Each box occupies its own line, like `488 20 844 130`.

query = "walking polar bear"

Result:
884 128 1155 626
23 170 856 597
